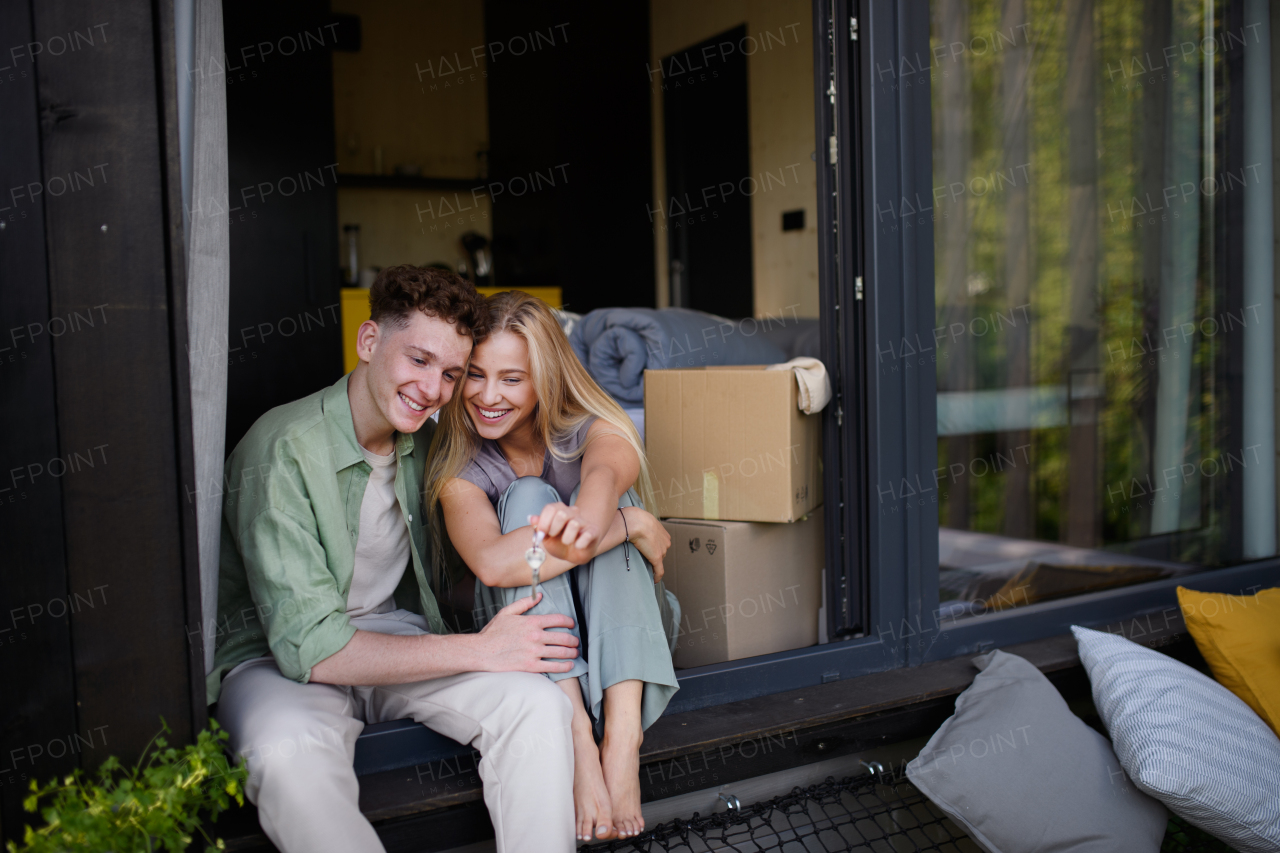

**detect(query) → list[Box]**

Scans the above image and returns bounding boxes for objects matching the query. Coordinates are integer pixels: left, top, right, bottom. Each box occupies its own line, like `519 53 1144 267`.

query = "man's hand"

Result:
622 507 671 583
477 593 580 673
530 503 601 566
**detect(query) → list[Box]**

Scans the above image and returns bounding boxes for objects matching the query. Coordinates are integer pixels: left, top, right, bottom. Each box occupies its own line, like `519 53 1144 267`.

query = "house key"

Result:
525 528 547 601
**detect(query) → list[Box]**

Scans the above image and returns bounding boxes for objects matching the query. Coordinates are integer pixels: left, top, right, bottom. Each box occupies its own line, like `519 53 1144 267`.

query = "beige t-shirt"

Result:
346 444 411 618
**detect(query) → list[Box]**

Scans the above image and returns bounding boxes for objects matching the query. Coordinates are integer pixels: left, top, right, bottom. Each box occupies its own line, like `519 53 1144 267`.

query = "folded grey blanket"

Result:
568 307 787 404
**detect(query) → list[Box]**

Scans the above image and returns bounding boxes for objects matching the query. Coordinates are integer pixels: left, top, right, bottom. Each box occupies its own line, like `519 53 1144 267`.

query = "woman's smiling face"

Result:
465 330 538 440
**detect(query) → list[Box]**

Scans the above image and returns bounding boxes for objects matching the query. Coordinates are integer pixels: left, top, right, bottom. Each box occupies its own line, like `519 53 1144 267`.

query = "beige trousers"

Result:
215 611 575 853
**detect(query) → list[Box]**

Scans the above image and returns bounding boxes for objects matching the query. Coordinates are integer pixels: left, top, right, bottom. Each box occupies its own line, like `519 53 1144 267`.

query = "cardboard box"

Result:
662 510 824 669
644 367 822 522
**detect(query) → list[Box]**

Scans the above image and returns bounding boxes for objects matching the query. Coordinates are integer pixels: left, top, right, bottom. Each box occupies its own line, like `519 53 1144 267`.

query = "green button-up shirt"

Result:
206 374 446 705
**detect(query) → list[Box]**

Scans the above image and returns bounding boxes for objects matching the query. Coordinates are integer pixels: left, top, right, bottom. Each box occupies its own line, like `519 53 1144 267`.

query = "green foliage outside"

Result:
6 720 246 853
931 0 1230 563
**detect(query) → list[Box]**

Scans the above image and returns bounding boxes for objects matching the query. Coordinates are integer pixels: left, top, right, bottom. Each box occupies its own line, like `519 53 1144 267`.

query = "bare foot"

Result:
600 729 644 839
572 726 615 842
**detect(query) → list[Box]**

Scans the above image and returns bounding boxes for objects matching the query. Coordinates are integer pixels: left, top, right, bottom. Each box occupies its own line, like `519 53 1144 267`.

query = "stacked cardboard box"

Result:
645 367 822 522
661 510 824 668
645 367 825 668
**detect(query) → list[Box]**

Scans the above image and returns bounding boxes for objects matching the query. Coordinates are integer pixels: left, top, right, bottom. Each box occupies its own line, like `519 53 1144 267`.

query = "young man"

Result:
207 266 579 853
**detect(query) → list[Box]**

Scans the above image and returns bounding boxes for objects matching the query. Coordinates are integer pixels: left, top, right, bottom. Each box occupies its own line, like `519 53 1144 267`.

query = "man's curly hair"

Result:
367 265 489 338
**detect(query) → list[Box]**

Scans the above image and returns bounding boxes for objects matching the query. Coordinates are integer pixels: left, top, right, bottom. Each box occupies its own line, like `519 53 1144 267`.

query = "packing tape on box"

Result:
703 470 719 519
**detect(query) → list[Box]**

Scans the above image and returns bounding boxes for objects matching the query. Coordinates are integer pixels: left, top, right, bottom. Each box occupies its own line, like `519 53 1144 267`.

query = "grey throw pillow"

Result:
1073 626 1280 853
906 650 1166 853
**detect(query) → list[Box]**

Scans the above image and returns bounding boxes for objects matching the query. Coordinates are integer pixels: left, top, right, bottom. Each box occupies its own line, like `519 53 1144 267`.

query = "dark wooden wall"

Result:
0 1 78 840
0 0 203 842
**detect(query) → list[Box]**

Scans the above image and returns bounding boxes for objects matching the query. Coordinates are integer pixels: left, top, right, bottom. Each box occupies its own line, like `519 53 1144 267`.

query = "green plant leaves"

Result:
6 719 247 853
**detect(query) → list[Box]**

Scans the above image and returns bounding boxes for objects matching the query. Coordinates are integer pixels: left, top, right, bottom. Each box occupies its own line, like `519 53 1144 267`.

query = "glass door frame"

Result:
667 0 909 713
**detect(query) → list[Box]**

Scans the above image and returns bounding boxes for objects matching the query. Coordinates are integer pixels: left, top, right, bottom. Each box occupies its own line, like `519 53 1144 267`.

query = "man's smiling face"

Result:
358 310 473 436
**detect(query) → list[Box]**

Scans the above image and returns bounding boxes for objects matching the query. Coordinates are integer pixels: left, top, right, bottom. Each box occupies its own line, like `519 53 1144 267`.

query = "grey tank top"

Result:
458 417 597 507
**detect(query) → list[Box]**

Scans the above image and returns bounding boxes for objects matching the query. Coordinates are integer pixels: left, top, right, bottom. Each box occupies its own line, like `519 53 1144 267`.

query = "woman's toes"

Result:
600 734 644 841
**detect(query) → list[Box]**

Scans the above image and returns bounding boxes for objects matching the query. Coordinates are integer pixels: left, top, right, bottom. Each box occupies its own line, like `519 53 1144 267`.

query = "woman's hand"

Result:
530 503 602 567
621 507 670 583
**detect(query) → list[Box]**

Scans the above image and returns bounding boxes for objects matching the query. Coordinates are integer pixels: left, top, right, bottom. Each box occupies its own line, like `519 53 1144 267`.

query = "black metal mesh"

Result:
1160 815 1240 853
582 771 1237 853
583 771 980 853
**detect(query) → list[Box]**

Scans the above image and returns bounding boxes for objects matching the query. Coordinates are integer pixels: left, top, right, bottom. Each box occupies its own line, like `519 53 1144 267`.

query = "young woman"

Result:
427 292 679 843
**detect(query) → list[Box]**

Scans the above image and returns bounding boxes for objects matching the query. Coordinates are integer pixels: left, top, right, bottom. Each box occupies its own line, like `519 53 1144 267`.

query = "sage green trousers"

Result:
473 476 680 731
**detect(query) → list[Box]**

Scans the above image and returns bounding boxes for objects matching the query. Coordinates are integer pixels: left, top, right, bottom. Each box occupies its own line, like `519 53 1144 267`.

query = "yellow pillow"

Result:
1177 585 1280 735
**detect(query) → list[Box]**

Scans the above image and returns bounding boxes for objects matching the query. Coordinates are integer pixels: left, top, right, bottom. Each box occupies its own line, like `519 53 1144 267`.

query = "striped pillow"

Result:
1072 626 1280 853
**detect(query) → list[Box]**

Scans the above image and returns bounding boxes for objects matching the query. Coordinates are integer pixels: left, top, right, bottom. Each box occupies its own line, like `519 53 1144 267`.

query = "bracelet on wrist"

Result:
618 507 631 569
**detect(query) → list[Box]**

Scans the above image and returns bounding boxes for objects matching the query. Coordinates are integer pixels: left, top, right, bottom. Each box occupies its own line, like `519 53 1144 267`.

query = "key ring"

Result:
525 528 547 601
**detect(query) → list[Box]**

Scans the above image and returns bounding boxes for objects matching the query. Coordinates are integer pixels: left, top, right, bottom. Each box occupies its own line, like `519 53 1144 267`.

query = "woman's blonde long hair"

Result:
426 291 655 588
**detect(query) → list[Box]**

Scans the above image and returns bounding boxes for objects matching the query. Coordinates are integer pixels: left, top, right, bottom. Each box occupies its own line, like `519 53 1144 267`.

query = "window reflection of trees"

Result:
931 0 1273 574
